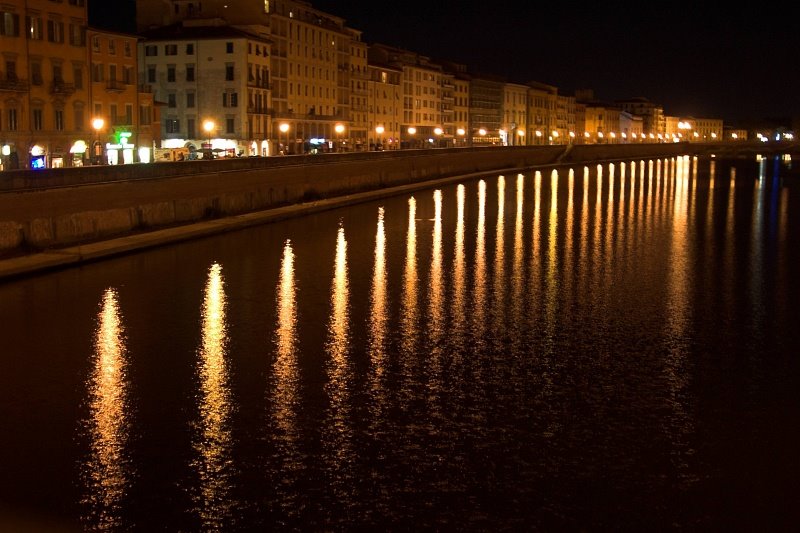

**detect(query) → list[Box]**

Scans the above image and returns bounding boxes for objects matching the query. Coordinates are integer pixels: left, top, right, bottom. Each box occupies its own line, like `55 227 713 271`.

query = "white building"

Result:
139 22 272 157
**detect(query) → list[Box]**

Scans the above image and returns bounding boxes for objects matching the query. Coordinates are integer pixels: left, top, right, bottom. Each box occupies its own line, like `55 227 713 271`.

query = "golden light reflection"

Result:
427 190 445 403
81 287 131 531
324 223 354 482
563 169 575 295
401 197 419 356
194 262 235 530
369 208 389 414
545 170 559 326
580 167 590 292
512 174 525 325
473 179 487 332
493 176 506 326
452 184 467 341
273 240 299 442
664 152 694 483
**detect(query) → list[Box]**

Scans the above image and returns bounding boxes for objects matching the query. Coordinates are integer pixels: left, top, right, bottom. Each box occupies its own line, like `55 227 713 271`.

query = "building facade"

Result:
88 28 157 164
1 0 89 169
139 23 272 157
502 82 527 146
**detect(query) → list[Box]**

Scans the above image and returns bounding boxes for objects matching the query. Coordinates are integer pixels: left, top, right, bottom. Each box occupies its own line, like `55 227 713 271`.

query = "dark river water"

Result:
1 155 799 531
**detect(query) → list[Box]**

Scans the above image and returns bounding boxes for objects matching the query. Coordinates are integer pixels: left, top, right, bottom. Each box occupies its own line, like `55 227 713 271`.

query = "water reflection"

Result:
472 180 488 337
272 240 299 447
511 175 525 335
427 191 445 405
451 184 467 347
369 207 389 415
324 223 354 493
80 288 131 531
493 176 507 331
192 262 236 530
400 197 419 408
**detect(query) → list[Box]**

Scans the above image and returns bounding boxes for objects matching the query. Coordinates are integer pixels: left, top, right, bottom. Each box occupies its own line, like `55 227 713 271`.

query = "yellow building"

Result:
348 38 368 150
527 81 558 145
137 0 360 154
366 64 402 150
502 83 527 146
88 28 157 164
452 76 470 147
1 0 89 169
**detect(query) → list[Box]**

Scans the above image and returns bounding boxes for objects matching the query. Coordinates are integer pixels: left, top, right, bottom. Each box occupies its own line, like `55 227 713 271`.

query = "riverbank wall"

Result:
0 141 756 258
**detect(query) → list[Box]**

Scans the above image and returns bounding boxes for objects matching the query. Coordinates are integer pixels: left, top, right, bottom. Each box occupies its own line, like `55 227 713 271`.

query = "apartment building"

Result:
348 38 368 150
452 76 470 147
139 23 272 156
616 97 665 137
88 28 157 164
137 0 359 154
527 81 558 145
368 44 445 149
469 75 503 146
366 64 401 150
0 0 88 169
502 83 527 146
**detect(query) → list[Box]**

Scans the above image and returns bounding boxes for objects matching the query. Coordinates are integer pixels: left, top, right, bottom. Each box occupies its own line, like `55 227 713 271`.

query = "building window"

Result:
124 104 132 125
186 92 195 108
108 39 116 55
225 64 234 81
69 23 85 46
186 64 195 81
139 105 152 125
7 108 17 131
123 66 133 84
186 43 194 55
74 106 84 131
55 109 64 131
226 117 234 133
168 93 176 107
1 12 20 37
32 109 43 131
92 63 104 82
108 64 116 82
145 45 158 56
124 41 131 57
165 118 180 133
187 118 195 139
27 15 43 40
74 66 83 89
226 42 233 53
147 66 156 83
31 62 43 85
47 19 64 43
165 44 178 55
167 66 175 82
230 92 238 107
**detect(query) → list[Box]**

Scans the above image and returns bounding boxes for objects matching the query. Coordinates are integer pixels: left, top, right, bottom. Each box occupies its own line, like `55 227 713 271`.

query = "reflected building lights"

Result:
473 180 487 333
493 176 507 327
369 208 389 415
273 240 299 443
81 287 131 532
512 174 525 328
194 262 235 530
451 185 467 344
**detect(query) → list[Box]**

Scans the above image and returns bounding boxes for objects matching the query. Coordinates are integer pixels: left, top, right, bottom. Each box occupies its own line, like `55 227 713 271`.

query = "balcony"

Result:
106 80 127 93
246 106 272 116
50 81 76 96
0 77 29 92
247 79 271 90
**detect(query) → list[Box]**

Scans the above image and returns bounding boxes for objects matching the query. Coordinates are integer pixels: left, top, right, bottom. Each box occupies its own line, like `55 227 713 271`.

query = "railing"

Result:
50 81 76 96
105 80 127 92
0 78 29 92
247 80 271 89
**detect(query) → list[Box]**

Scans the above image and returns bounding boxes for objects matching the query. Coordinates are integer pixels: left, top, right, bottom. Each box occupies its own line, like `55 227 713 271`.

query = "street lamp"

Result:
279 122 290 154
456 127 465 147
434 127 443 148
407 126 416 149
535 130 542 145
203 119 215 158
335 123 345 152
91 117 105 164
375 125 384 150
517 129 525 146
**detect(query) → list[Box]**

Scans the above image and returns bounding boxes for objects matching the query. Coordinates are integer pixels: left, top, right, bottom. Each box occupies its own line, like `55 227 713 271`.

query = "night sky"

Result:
90 1 798 126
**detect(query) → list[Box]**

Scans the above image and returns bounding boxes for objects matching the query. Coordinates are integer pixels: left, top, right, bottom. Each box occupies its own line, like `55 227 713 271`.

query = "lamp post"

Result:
279 122 290 154
535 130 542 145
334 123 345 152
478 127 486 145
203 119 215 158
91 117 105 165
375 125 384 151
407 126 416 149
456 127 465 147
434 127 443 148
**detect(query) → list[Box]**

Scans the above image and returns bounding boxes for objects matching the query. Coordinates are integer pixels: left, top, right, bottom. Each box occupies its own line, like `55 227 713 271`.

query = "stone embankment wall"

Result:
0 143 715 256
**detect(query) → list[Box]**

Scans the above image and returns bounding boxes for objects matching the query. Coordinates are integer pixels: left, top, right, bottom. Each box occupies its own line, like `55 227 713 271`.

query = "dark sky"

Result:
90 1 799 125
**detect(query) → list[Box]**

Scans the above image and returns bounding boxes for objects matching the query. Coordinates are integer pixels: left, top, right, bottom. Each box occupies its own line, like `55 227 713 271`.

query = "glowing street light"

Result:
375 125 384 150
335 123 345 152
92 117 105 164
279 122 290 154
456 127 465 147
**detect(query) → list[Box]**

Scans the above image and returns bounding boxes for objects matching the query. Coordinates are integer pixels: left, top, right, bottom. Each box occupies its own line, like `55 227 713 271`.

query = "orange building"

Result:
88 28 159 164
1 0 89 169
